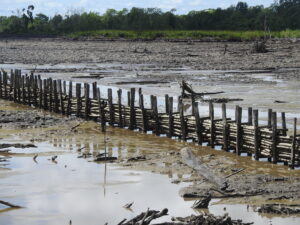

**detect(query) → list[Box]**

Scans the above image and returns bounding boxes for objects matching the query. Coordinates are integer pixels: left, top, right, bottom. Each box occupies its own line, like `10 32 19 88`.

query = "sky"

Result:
0 0 275 16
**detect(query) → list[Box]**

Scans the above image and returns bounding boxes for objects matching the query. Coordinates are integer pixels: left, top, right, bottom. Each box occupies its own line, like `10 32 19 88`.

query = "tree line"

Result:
0 0 299 35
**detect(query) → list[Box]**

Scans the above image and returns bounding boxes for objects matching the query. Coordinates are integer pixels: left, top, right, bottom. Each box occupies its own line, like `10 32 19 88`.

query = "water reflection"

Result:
0 123 300 225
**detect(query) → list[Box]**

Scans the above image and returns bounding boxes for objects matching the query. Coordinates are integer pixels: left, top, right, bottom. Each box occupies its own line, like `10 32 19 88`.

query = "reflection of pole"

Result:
103 126 107 197
103 162 107 197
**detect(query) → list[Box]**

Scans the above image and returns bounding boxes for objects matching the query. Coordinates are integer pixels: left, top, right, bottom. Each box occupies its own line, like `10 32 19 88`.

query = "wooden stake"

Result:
290 118 297 169
117 89 123 128
58 80 65 114
76 83 82 116
129 88 135 130
168 97 174 138
0 72 2 98
92 82 97 99
139 93 148 132
84 83 90 119
53 80 59 113
153 96 160 136
67 81 72 115
179 98 187 141
281 112 287 136
248 107 253 125
253 110 260 160
209 102 215 147
272 112 278 163
194 102 203 145
97 88 106 132
222 103 228 151
268 109 272 128
191 94 195 115
108 88 114 125
43 79 48 110
165 94 169 114
236 105 242 155
38 78 43 108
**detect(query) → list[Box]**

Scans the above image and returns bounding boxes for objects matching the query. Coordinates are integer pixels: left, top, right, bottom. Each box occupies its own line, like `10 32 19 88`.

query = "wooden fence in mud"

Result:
0 69 299 168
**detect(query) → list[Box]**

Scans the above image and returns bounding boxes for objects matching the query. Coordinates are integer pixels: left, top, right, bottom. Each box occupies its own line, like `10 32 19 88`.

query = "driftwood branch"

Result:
121 208 168 225
0 200 22 208
180 80 224 97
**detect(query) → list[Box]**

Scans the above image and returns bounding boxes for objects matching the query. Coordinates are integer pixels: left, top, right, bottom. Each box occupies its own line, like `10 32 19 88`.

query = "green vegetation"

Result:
68 30 300 41
0 0 300 40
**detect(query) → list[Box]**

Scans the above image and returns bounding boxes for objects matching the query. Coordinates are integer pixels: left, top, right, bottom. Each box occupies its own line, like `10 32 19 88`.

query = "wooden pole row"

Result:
0 71 299 168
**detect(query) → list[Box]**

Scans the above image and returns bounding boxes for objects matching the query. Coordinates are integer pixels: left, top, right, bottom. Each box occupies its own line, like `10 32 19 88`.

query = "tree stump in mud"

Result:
251 41 268 53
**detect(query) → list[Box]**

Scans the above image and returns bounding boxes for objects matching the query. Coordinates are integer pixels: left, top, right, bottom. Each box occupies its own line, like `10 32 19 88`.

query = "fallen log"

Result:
180 147 226 189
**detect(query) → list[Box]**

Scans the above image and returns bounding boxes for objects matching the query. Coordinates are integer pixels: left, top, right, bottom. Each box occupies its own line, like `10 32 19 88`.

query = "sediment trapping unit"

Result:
0 69 299 168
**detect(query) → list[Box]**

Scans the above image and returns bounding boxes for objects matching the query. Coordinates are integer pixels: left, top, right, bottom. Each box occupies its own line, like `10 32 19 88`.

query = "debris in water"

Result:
0 143 37 149
127 156 146 162
123 202 134 209
172 213 253 225
274 100 287 103
192 195 211 208
77 147 85 152
119 208 168 225
257 204 300 215
33 154 38 163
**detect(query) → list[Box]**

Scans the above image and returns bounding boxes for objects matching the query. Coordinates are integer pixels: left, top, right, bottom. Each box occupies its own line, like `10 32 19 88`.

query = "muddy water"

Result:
2 62 300 130
0 114 300 225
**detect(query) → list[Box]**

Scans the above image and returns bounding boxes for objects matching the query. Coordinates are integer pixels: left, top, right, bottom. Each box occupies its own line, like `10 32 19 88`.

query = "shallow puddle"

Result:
0 101 300 224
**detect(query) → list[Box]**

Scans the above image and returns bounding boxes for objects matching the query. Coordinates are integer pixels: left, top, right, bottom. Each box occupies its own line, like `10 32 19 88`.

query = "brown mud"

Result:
1 38 300 121
0 38 300 224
